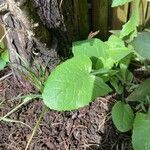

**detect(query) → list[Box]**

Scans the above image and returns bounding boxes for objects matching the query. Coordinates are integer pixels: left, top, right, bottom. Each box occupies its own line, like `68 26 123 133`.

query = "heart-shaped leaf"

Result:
112 101 134 132
132 113 150 150
42 56 112 111
131 31 150 60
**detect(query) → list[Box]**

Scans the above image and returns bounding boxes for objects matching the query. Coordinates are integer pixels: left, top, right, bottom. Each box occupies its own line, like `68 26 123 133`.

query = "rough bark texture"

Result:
0 0 62 79
32 0 64 29
25 0 73 56
0 0 89 80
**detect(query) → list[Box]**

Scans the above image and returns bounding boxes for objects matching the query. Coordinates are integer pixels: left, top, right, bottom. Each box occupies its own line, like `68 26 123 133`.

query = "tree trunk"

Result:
0 0 77 81
0 0 90 82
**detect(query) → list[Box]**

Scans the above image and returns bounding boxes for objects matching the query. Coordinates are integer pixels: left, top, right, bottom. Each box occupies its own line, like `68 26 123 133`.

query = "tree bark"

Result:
0 0 90 82
0 0 64 80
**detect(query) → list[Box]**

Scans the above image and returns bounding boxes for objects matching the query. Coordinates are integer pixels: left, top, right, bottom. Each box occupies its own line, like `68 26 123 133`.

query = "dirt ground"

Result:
0 68 132 150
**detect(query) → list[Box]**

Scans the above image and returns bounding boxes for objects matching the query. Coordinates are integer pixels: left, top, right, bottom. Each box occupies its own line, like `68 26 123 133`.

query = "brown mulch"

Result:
0 69 132 150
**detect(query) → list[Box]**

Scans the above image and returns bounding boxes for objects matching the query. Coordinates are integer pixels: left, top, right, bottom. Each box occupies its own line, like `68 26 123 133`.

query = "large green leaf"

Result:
73 37 132 69
73 38 109 60
132 113 150 150
131 32 150 60
105 35 133 67
42 56 112 111
112 101 134 132
109 47 132 62
127 78 150 102
112 0 132 7
120 0 140 39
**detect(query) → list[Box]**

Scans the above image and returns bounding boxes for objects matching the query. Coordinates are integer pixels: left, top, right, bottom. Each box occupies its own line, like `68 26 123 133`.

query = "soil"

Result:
0 68 132 150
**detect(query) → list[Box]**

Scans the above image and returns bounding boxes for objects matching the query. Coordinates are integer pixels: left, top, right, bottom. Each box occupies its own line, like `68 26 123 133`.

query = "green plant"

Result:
41 0 150 150
42 35 134 110
0 41 9 70
1 0 150 149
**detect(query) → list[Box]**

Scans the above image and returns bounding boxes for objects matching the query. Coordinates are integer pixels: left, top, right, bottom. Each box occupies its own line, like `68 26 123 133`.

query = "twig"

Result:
0 99 5 106
59 0 63 8
0 97 33 121
1 117 32 129
0 28 11 42
25 106 48 150
0 72 13 82
88 30 100 39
